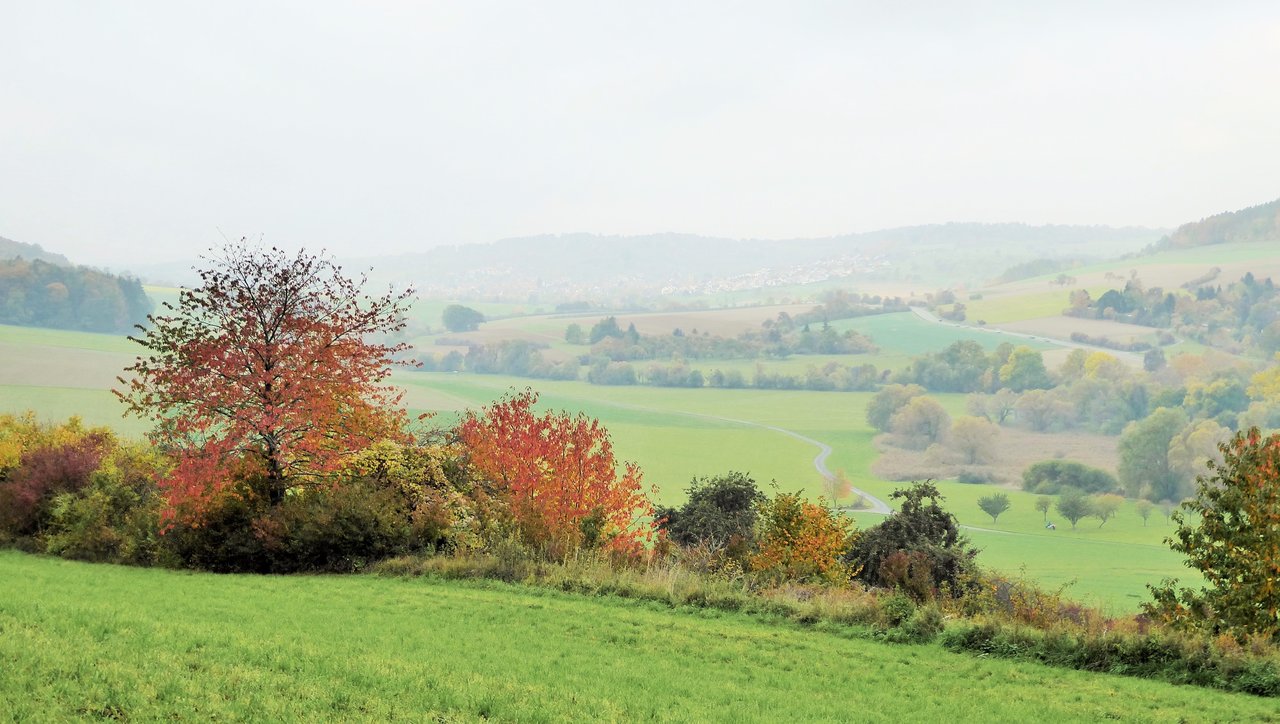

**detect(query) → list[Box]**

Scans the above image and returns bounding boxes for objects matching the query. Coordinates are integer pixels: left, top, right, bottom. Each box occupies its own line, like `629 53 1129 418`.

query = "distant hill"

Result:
358 223 1164 302
0 235 153 333
1152 198 1280 250
0 235 72 266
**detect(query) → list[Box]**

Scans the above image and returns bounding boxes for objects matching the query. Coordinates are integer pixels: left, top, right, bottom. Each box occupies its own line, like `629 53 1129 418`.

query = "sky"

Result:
3 1 1279 267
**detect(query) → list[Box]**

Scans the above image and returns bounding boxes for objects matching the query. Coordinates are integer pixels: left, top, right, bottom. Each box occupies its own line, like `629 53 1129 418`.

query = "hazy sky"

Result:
4 2 1279 266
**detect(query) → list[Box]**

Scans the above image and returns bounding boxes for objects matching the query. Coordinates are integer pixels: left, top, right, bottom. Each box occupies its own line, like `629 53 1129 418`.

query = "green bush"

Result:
657 471 764 561
880 592 916 628
42 442 166 565
260 480 411 572
845 481 977 599
955 469 996 484
166 476 411 573
1022 460 1118 495
940 621 1280 697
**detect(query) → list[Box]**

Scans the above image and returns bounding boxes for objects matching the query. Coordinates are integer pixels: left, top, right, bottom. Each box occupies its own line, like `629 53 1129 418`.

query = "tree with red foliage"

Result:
455 389 657 558
115 242 414 519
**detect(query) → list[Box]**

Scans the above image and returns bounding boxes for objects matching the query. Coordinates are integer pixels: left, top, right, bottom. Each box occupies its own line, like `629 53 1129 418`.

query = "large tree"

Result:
889 396 951 450
866 383 925 432
998 346 1052 392
948 416 999 464
1117 406 1189 501
115 243 414 517
441 304 485 332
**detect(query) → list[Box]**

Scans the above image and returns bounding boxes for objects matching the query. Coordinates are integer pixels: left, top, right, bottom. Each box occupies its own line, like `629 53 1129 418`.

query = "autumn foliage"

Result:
0 415 112 537
115 243 414 520
1147 428 1280 640
455 389 658 558
750 491 857 584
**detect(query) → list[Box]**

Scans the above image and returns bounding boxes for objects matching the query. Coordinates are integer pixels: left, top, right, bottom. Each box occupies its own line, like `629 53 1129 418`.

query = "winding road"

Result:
599 399 893 514
908 306 1145 366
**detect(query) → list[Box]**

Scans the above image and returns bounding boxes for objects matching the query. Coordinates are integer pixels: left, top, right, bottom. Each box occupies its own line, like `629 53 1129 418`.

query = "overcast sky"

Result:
3 2 1279 266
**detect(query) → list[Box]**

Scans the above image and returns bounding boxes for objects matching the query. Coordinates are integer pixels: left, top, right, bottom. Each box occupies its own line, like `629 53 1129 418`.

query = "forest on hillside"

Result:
0 257 152 333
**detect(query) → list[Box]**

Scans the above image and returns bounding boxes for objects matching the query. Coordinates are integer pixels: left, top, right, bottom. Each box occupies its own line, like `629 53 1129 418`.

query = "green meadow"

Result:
831 312 1055 356
2 551 1271 723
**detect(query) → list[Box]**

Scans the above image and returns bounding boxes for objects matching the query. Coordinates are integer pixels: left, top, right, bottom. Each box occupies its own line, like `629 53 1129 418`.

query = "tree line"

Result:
0 257 152 332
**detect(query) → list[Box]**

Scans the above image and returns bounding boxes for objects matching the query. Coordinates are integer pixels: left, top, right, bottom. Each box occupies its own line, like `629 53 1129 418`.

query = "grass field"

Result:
0 323 138 354
2 551 1272 722
833 311 1055 357
960 290 1071 324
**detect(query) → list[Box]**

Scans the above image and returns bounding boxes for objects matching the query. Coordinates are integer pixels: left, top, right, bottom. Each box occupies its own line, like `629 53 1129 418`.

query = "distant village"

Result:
413 253 890 303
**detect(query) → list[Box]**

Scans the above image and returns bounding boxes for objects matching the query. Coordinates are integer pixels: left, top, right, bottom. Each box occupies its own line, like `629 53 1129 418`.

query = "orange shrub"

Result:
750 491 857 584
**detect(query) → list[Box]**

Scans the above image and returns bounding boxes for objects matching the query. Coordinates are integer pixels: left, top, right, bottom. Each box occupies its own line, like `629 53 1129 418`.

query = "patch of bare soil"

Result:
998 316 1158 344
871 426 1120 489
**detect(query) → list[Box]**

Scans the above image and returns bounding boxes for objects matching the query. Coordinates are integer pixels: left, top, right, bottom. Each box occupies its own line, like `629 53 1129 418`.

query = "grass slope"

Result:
2 551 1272 722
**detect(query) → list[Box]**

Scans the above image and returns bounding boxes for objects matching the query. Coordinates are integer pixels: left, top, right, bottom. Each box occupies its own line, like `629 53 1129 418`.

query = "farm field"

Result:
2 551 1270 723
962 289 1091 325
996 316 1163 345
832 311 1056 356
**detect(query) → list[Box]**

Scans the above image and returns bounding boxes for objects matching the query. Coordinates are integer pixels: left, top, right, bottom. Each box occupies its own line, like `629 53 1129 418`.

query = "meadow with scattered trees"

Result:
5 242 1280 709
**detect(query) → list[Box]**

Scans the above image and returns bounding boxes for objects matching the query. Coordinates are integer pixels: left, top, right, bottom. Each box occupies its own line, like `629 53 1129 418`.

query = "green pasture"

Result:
0 323 138 354
847 480 1198 613
832 312 1055 355
963 290 1080 324
0 386 148 438
2 552 1271 723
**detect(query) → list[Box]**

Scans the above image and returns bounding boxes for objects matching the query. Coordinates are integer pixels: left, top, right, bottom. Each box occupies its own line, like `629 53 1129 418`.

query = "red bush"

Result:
455 389 657 559
0 432 110 535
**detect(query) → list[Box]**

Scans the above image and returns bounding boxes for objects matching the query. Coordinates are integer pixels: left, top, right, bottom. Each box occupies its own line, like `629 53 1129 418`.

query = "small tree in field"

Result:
115 242 414 519
1035 495 1051 521
441 304 484 332
1135 498 1155 526
822 469 854 511
455 388 657 558
1090 493 1124 528
1146 428 1280 640
977 493 1010 524
1055 490 1093 529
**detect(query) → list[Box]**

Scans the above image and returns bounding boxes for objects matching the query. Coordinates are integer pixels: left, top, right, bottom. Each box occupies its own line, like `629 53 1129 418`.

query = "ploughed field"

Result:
1 551 1270 722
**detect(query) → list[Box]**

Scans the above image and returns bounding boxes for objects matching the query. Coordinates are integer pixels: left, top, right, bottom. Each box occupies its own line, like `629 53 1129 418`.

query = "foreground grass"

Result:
1 551 1274 722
